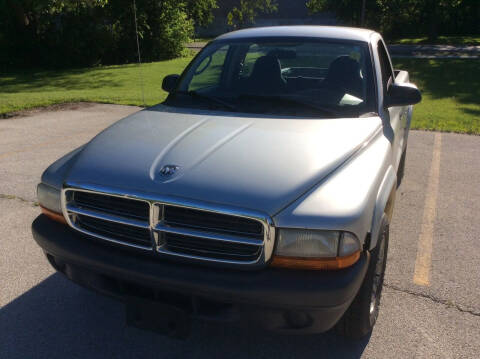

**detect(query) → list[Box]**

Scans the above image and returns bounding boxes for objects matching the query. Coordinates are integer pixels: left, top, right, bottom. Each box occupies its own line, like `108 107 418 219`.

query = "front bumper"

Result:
32 215 369 333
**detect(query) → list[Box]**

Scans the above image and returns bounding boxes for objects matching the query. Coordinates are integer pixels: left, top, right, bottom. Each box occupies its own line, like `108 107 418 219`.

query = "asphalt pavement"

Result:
1 104 479 358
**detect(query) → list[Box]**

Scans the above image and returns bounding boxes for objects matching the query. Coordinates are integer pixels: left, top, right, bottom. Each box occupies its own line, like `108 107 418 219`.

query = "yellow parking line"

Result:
413 133 442 286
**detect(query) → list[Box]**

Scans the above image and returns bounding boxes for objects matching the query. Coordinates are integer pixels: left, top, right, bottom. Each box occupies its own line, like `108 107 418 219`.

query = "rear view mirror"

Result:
162 74 180 93
385 83 421 107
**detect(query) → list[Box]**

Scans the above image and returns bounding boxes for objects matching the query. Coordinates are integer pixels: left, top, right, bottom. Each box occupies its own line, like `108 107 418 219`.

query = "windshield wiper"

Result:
178 90 237 111
238 94 340 117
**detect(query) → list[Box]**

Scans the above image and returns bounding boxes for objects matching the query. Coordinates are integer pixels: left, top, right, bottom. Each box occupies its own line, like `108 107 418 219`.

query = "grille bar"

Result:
163 233 261 261
73 191 149 221
66 203 149 229
154 223 263 246
77 215 151 248
163 205 264 239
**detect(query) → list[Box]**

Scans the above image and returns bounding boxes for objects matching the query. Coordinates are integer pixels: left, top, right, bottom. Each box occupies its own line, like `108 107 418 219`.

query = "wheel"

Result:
335 216 389 339
397 148 407 187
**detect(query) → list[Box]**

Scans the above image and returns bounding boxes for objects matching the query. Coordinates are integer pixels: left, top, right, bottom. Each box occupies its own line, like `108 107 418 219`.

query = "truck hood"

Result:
65 105 381 215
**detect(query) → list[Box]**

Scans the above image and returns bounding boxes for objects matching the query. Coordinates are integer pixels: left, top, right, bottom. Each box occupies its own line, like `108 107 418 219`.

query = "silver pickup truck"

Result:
32 26 421 339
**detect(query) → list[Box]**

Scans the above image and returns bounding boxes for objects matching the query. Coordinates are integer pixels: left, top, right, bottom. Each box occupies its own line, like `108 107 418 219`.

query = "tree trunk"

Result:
427 0 438 42
360 0 366 27
7 0 28 27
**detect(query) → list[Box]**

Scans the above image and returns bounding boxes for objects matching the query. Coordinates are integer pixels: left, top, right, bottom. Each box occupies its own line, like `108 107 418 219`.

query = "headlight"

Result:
37 183 62 212
275 229 340 257
271 229 361 270
37 183 66 224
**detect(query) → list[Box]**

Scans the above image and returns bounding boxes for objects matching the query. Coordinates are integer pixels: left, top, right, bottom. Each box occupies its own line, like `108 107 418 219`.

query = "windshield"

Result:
167 38 376 117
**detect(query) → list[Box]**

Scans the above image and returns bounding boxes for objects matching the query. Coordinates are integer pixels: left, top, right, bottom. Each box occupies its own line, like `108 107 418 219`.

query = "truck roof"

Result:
216 26 376 43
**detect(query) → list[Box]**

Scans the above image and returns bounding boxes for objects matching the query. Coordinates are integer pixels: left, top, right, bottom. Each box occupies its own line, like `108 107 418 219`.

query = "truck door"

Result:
377 40 405 172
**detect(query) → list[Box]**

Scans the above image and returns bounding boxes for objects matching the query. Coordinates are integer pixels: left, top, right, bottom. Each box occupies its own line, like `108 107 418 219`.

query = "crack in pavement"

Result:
384 283 480 317
0 193 38 206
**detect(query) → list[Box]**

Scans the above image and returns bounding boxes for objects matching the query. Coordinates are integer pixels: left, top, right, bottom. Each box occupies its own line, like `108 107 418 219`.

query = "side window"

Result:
377 41 394 93
189 45 229 91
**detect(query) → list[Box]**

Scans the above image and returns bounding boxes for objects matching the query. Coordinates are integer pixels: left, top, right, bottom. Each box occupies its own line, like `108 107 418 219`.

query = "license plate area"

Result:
126 297 191 339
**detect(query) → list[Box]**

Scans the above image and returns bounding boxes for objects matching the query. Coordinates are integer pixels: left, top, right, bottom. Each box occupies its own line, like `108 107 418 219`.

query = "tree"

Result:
227 0 278 29
106 0 194 62
0 0 110 67
185 0 218 27
0 0 194 68
306 0 368 27
305 0 479 40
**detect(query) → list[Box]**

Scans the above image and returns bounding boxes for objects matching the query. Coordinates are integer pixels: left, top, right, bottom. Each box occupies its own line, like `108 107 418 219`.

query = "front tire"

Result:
335 216 389 339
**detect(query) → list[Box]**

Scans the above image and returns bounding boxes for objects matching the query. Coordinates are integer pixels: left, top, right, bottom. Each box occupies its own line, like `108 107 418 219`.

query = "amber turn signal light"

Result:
41 206 67 225
270 251 361 270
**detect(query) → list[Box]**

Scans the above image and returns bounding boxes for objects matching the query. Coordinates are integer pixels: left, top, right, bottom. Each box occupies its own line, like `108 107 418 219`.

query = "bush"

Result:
140 0 193 61
0 0 193 69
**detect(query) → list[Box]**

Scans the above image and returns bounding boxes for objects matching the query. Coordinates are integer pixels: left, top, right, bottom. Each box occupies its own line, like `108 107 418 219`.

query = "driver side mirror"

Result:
385 82 421 108
162 74 180 93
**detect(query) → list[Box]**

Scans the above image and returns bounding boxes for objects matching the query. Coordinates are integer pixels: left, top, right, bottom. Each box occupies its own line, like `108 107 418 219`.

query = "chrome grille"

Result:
77 215 151 247
163 233 261 262
73 191 149 221
163 205 264 239
62 187 273 267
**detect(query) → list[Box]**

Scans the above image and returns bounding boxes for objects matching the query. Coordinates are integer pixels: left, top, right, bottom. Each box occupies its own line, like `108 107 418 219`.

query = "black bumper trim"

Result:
32 215 369 332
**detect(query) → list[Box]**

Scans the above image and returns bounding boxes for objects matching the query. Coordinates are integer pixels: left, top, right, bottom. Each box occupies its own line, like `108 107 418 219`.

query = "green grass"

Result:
0 57 192 115
392 35 480 45
1 57 478 134
394 59 479 134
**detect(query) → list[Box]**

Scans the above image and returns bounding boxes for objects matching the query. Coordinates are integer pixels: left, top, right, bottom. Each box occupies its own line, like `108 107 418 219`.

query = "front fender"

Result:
41 145 86 189
274 130 392 247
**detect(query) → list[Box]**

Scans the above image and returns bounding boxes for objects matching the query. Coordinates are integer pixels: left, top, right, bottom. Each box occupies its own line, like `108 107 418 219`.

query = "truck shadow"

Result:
0 274 370 359
0 67 126 93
